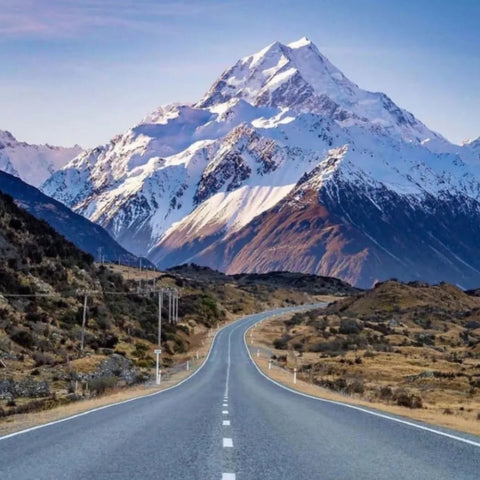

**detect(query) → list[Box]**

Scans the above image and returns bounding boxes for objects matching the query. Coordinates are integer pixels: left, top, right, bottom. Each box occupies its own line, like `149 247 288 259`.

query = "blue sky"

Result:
0 0 478 147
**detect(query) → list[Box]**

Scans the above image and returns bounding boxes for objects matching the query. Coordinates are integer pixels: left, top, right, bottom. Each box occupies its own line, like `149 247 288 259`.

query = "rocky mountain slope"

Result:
0 171 141 264
42 38 480 288
0 130 81 187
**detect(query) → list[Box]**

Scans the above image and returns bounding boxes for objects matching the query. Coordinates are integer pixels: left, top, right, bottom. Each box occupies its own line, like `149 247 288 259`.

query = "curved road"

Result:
1 306 479 479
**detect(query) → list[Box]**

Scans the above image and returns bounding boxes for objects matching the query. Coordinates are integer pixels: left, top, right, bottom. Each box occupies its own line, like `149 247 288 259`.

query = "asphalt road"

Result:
1 306 480 479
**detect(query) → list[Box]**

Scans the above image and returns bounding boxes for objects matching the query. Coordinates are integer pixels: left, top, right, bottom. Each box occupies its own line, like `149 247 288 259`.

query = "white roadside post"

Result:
256 349 260 358
155 349 162 385
268 359 272 370
293 368 297 384
186 360 190 371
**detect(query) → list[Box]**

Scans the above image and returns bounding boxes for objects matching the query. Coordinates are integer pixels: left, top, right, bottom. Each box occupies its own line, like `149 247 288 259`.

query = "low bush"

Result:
273 335 292 350
87 376 117 396
33 351 56 367
10 329 35 349
378 385 393 401
346 377 365 395
393 388 423 408
339 319 363 335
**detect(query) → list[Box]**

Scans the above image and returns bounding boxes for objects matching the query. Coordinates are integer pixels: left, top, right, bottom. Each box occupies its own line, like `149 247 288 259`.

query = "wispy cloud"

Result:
0 0 239 38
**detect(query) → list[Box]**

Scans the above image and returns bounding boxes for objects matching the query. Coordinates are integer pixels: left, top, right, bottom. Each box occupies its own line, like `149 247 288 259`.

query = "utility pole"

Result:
174 289 178 323
155 288 164 385
158 289 163 346
168 289 172 324
80 294 87 352
77 289 100 354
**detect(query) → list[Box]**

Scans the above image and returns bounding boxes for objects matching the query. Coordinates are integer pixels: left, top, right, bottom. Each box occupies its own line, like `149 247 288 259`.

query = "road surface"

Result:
1 306 479 479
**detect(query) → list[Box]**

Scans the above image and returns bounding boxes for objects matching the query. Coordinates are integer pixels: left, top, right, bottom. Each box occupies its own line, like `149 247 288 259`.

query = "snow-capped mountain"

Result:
0 130 82 187
42 38 480 287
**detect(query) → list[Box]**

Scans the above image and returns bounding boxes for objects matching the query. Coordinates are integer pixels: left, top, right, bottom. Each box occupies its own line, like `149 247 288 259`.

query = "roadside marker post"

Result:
268 359 272 370
154 349 162 385
294 368 297 384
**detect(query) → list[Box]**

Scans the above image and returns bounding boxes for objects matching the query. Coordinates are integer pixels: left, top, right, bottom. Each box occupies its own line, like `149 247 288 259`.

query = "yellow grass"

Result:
247 319 480 438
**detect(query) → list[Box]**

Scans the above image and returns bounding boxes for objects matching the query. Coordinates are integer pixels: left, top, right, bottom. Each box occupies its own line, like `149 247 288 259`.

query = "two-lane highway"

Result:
1 306 479 479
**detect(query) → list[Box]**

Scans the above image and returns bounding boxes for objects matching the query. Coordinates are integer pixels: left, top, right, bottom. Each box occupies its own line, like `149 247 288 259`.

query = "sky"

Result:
0 0 478 148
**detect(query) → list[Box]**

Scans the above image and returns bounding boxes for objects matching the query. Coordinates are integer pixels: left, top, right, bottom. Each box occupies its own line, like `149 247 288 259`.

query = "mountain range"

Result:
15 37 480 287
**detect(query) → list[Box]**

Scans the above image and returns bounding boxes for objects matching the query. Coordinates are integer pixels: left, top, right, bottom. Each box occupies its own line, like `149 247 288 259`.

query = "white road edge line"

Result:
223 437 233 448
222 473 236 480
243 322 480 449
0 313 242 443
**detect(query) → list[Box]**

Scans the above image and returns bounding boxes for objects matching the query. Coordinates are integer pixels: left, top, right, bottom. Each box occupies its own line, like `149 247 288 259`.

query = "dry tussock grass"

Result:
249 317 480 437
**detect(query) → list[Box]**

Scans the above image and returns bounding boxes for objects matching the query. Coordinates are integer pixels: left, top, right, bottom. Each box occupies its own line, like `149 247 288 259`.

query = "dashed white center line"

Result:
221 332 236 480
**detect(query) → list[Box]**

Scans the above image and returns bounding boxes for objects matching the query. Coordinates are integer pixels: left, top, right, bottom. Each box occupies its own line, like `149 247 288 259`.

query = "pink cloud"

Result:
0 0 242 38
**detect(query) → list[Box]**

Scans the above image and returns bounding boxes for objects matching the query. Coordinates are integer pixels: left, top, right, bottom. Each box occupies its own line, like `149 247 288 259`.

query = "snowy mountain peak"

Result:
288 36 312 48
198 37 354 110
0 130 82 187
197 38 443 146
0 130 17 144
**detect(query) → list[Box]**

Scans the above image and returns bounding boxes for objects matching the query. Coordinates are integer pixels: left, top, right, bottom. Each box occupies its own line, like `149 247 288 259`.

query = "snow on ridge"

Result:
287 36 313 49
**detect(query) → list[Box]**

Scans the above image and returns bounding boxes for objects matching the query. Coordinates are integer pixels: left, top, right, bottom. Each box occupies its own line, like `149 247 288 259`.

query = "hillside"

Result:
0 170 143 264
168 263 358 297
255 281 480 421
0 196 351 418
